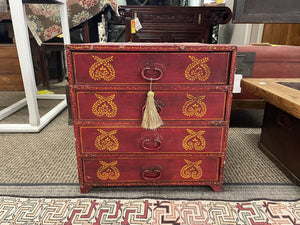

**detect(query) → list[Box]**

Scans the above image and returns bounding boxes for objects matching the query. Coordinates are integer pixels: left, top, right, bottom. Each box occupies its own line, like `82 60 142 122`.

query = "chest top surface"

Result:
66 43 236 52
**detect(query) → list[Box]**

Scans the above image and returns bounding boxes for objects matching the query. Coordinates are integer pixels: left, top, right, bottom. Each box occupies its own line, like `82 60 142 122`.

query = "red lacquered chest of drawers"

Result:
66 43 237 193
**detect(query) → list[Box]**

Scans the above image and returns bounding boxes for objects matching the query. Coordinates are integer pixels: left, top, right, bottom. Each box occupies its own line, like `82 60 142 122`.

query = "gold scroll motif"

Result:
95 129 119 151
185 56 210 81
180 159 203 180
97 160 120 180
92 94 117 118
89 56 115 81
182 94 207 117
182 129 206 151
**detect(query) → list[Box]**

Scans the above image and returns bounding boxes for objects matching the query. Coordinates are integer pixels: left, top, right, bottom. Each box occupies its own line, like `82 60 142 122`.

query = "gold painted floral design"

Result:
89 56 115 81
182 129 206 151
185 56 210 81
180 159 203 180
97 161 120 180
92 94 117 118
182 94 207 117
95 129 119 151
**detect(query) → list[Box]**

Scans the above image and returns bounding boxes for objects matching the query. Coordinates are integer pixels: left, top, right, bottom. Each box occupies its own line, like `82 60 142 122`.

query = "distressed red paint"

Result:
71 52 230 85
83 157 220 183
75 91 227 121
66 43 236 193
77 125 224 154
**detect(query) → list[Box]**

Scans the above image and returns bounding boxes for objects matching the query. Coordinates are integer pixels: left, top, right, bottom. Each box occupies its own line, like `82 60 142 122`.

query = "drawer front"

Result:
75 91 227 121
78 126 225 154
72 52 230 85
83 157 220 183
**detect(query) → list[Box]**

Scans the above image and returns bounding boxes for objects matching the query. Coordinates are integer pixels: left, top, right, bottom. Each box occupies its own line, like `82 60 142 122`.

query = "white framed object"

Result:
0 0 70 132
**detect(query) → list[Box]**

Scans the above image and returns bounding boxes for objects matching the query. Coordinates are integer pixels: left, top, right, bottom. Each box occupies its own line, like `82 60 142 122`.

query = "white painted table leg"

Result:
0 0 69 133
59 0 71 45
9 0 40 126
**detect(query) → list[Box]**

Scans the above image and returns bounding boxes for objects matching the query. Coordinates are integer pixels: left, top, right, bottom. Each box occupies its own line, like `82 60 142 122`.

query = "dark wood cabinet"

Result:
260 103 300 185
120 6 232 43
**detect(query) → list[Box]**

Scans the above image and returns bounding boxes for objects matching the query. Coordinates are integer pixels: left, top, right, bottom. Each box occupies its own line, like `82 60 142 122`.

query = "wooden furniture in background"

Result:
121 6 232 43
0 11 23 91
1 10 56 90
0 11 10 21
0 42 42 91
39 43 65 89
233 45 300 108
262 24 300 46
0 0 69 133
0 45 23 91
67 43 237 193
24 0 118 45
40 15 103 89
241 78 300 185
233 0 300 23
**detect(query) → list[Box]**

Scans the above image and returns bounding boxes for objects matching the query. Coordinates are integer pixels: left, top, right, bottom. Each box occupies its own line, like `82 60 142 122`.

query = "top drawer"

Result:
71 52 230 85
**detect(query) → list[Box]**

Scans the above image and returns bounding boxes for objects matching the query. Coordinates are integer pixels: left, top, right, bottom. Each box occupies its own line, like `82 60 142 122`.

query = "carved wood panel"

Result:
121 6 231 43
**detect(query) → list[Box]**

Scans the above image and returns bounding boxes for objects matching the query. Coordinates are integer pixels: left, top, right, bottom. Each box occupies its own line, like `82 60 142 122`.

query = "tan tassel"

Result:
142 79 163 130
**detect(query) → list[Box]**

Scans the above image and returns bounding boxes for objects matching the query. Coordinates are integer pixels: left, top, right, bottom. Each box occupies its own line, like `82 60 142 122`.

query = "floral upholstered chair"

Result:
25 0 118 45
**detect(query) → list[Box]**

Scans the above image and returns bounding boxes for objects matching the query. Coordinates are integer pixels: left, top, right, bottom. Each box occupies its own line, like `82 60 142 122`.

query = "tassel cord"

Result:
141 78 163 130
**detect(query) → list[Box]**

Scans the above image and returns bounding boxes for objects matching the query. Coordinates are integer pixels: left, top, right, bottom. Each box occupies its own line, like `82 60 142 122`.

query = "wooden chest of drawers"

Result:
66 43 237 193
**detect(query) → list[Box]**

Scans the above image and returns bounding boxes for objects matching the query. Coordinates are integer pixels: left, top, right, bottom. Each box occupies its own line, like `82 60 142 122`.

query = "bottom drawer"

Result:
82 157 220 184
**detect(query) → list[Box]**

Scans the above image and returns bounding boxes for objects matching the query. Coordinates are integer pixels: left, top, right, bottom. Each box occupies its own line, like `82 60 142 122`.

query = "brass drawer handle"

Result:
141 138 163 151
141 169 161 180
141 66 164 81
198 13 201 24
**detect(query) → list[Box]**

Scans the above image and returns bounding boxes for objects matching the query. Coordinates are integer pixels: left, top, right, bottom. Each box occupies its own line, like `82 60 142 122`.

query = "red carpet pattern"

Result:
0 197 299 224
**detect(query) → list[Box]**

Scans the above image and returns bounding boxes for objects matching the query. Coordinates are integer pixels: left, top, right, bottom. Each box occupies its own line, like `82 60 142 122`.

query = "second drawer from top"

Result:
72 91 228 121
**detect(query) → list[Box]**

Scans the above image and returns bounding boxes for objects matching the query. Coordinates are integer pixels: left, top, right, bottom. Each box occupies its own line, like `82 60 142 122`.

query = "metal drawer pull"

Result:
141 138 162 151
141 66 163 81
141 169 161 180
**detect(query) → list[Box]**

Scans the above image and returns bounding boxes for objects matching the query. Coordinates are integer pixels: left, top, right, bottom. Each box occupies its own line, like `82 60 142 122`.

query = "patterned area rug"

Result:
1 196 299 224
